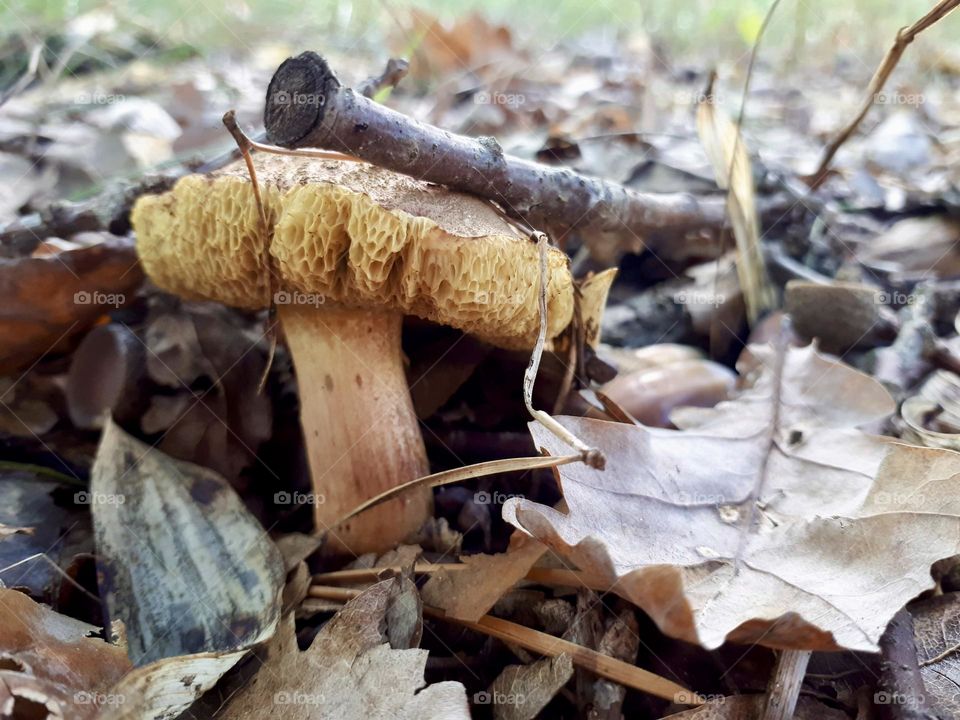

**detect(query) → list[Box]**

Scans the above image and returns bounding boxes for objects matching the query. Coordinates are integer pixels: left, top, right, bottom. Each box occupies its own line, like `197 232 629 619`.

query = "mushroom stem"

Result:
278 303 432 554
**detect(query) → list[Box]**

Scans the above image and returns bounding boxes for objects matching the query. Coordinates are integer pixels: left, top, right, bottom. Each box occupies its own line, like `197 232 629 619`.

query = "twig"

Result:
357 57 409 99
0 43 43 107
808 0 960 187
262 52 767 257
0 174 177 258
919 642 960 667
307 584 700 704
762 649 811 720
524 566 610 591
223 110 364 164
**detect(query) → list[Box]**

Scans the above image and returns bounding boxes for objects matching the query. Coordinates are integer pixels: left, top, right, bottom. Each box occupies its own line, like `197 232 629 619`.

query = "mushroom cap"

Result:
132 155 574 349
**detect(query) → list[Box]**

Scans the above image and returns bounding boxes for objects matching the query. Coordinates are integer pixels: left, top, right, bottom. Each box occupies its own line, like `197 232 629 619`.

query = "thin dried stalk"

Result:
697 0 785 326
308 584 700 704
809 0 960 186
335 453 581 525
762 649 812 720
312 564 609 590
524 231 605 469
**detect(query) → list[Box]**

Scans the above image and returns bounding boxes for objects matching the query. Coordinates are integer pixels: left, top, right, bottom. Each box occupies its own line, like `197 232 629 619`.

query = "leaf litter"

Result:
3 4 960 718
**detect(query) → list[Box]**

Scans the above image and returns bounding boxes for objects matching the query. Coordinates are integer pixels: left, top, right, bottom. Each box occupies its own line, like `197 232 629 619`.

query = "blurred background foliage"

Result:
2 0 957 83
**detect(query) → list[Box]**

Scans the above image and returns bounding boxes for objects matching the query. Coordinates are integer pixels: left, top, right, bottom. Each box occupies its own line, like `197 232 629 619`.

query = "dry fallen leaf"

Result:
0 587 130 719
591 608 640 718
486 653 573 720
910 591 960 716
404 9 516 82
901 370 960 451
143 304 273 482
218 578 471 720
598 356 736 428
0 234 142 373
422 532 546 622
579 269 618 350
785 279 896 354
90 419 284 663
505 343 960 651
857 215 960 279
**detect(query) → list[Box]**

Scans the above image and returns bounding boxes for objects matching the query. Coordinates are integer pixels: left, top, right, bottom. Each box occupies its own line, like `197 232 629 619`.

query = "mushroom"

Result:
66 323 146 429
131 155 575 554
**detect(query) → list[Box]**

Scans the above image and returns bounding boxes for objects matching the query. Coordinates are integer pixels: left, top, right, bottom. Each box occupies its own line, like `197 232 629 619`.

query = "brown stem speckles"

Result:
278 304 432 555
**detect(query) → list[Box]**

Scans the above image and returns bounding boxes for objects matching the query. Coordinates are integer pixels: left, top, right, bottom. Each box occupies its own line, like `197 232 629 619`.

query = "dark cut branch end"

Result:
264 51 339 147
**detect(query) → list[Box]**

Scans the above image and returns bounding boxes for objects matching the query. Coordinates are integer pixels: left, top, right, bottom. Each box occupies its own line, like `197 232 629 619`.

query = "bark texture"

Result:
263 52 742 258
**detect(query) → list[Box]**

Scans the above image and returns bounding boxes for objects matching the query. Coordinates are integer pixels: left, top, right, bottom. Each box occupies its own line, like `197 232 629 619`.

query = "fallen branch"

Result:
357 57 409 98
263 52 776 259
0 175 174 257
808 0 960 187
308 584 700 705
0 142 245 258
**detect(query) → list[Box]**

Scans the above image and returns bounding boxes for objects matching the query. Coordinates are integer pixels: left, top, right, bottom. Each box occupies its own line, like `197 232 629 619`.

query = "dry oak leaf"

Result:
218 578 470 720
0 588 131 719
504 343 960 652
97 650 252 720
0 234 142 373
90 419 284 664
421 531 546 622
910 591 960 716
487 653 573 720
